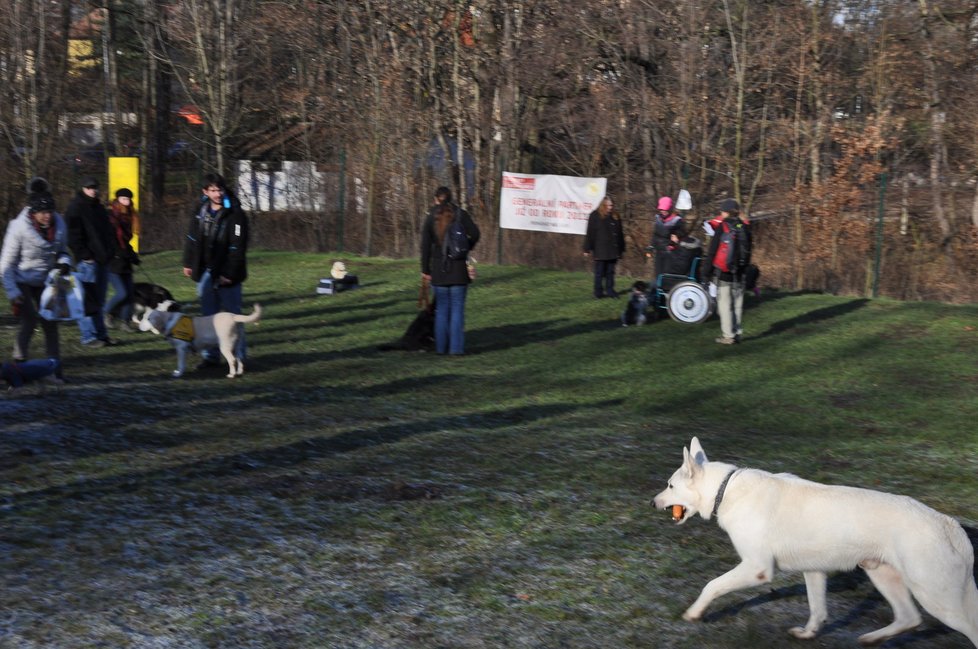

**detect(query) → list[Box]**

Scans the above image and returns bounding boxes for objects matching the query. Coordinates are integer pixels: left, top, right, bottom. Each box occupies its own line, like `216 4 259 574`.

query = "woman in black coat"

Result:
421 202 480 355
583 196 625 298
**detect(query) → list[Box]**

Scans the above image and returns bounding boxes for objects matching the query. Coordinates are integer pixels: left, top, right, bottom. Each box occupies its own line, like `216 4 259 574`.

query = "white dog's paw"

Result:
682 609 702 622
225 373 236 379
788 626 817 639
171 370 184 378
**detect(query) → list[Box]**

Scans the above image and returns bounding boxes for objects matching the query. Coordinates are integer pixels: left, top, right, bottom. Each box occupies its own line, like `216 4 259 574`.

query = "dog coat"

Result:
165 315 195 343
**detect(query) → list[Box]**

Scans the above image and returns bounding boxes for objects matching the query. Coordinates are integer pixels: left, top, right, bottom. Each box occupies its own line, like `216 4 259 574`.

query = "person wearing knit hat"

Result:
705 197 751 345
104 187 141 331
647 195 686 282
0 182 71 376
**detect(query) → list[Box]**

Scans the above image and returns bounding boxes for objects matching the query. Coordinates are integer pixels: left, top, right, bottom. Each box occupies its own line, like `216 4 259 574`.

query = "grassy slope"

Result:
1 250 976 648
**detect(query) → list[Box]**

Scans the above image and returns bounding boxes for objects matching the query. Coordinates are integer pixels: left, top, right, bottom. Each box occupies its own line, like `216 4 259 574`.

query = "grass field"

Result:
2 251 977 648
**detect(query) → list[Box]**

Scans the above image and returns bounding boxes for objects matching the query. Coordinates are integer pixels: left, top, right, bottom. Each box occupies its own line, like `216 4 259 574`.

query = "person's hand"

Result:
421 273 431 281
218 276 233 286
10 296 24 318
583 251 591 256
182 267 193 278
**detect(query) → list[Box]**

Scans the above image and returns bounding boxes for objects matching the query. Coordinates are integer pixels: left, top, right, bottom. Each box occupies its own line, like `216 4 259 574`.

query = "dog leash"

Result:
418 276 430 310
711 469 739 519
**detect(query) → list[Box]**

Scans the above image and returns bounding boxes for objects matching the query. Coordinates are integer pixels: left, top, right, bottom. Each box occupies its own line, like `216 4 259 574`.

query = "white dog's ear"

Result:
689 437 708 464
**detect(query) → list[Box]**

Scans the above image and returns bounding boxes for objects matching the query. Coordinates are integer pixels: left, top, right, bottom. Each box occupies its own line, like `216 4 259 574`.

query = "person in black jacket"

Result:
583 196 625 298
105 188 140 332
66 176 119 347
182 173 249 364
421 201 480 355
705 198 751 344
647 195 686 281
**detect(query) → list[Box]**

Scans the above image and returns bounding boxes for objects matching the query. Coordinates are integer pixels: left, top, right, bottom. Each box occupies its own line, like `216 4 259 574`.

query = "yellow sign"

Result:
108 157 140 251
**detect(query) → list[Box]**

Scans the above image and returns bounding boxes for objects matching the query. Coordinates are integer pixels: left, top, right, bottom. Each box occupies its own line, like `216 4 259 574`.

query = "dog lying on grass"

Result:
653 437 978 647
139 301 261 378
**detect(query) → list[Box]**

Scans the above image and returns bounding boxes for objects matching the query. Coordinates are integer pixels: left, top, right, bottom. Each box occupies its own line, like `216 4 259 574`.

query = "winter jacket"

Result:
705 216 751 282
1 207 72 301
583 210 625 261
107 200 140 275
183 196 249 285
421 206 480 286
67 191 117 264
650 212 685 253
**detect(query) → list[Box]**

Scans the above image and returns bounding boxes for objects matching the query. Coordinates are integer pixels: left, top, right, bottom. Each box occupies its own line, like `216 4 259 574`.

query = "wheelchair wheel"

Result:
666 281 714 325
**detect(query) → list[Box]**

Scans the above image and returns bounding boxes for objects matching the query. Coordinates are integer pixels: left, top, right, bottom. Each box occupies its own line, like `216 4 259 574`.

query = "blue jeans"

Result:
593 259 617 297
433 284 467 355
77 262 109 342
198 269 245 360
105 272 134 323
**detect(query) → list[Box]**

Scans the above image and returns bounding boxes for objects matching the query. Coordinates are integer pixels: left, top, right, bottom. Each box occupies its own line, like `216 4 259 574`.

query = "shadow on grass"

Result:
0 398 622 514
467 318 618 353
751 298 870 340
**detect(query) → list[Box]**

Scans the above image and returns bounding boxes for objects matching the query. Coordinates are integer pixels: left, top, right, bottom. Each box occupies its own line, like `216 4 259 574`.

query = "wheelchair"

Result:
647 255 715 324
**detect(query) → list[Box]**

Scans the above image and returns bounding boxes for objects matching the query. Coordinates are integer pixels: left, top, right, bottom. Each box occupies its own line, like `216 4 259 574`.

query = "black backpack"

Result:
442 208 470 261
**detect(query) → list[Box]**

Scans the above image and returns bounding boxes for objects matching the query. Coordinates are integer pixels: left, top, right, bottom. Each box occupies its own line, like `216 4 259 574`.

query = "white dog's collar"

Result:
711 469 739 519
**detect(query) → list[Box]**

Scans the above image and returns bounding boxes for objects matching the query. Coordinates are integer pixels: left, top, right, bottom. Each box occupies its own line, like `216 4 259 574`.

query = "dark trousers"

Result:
593 259 617 297
13 283 61 376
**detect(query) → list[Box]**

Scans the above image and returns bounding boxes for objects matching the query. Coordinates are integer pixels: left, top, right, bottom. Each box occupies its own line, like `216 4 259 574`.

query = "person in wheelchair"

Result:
646 236 704 321
646 196 686 280
662 235 703 282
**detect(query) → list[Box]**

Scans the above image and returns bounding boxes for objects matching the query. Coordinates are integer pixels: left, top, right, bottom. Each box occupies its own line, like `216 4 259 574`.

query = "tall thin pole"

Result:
872 172 888 298
337 148 346 252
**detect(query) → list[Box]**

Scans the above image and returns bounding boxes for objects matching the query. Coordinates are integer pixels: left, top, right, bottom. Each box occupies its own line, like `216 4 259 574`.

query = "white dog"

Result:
140 301 262 378
653 437 978 646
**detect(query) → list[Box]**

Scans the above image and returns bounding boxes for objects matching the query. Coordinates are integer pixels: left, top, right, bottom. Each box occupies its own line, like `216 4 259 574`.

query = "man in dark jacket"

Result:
66 176 119 347
705 198 751 344
583 196 625 298
182 173 249 364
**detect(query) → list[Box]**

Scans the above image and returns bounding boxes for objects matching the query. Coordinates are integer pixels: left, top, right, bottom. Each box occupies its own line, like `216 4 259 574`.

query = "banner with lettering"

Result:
499 172 607 235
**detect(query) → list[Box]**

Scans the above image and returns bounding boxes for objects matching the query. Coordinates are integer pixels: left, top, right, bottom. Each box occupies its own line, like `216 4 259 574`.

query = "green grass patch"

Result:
1 250 976 648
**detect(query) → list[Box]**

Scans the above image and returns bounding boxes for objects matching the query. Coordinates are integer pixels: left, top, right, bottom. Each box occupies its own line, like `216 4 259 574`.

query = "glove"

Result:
11 296 24 318
131 254 141 266
56 262 70 275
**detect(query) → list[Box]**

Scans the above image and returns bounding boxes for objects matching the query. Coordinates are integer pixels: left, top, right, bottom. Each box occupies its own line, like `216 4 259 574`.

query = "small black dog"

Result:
621 281 650 326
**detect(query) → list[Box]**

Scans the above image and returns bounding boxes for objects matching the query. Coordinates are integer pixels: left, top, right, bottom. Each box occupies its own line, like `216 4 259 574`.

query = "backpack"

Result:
442 208 470 261
713 220 750 274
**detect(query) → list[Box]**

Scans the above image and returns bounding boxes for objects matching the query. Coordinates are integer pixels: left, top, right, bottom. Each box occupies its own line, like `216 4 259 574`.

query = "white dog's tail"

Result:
232 304 262 325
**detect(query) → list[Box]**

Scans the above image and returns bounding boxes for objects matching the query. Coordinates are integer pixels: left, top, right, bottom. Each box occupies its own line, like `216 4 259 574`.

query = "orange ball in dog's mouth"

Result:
671 505 686 521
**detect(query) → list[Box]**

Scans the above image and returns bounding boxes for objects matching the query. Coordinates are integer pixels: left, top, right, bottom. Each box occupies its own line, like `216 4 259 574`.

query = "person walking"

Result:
66 176 119 347
182 173 249 365
0 185 71 379
705 198 751 345
104 188 140 332
421 201 480 355
583 196 625 298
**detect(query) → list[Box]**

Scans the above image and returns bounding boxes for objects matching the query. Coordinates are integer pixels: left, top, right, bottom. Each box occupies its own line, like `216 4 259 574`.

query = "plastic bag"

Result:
39 270 85 321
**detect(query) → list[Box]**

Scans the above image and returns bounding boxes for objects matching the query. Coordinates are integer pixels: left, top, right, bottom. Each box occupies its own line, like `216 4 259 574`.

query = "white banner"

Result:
499 172 607 235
